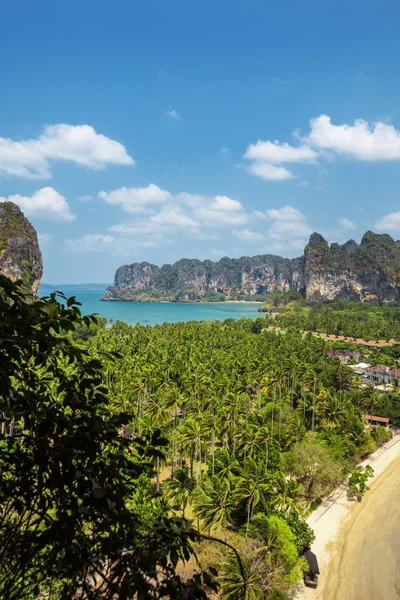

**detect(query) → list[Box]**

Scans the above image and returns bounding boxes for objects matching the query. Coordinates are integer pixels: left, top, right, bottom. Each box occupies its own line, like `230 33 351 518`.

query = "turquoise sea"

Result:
39 284 262 326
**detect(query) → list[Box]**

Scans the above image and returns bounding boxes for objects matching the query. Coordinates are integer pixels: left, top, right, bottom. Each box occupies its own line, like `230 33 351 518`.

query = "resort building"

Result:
362 414 390 428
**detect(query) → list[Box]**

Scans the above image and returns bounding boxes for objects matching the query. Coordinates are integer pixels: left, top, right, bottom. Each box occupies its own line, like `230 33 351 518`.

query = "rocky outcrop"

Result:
304 231 400 304
0 202 43 295
103 231 400 304
102 255 305 301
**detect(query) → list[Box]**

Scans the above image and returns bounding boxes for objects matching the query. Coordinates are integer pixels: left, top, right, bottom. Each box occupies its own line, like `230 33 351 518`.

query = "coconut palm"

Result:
164 467 195 518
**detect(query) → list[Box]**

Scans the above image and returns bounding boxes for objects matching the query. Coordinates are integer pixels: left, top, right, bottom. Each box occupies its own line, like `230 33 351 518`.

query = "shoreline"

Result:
100 298 263 304
296 434 400 599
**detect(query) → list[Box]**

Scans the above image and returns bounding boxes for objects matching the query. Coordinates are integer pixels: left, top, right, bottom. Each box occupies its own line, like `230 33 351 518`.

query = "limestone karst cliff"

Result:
0 202 43 295
304 231 400 303
102 231 400 304
102 255 305 302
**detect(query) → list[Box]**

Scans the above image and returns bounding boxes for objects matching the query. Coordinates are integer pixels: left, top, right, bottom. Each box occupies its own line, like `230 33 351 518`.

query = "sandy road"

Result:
296 436 400 600
323 454 400 600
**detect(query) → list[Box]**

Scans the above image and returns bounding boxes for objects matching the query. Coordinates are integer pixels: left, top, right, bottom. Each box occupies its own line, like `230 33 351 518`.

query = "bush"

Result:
348 465 374 501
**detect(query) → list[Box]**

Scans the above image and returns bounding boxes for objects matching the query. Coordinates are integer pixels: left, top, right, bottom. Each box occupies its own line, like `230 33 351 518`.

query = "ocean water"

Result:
39 284 262 326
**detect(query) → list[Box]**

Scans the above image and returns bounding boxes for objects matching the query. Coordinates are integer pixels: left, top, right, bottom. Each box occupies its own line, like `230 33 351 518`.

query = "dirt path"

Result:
265 326 399 348
323 454 400 600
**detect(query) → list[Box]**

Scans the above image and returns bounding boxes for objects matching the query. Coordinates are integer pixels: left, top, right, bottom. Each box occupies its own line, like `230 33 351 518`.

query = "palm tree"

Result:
193 475 234 531
220 551 262 600
164 467 195 518
234 458 271 535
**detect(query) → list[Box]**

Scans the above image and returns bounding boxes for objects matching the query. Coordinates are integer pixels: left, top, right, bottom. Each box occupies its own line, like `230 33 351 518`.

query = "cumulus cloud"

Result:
0 187 75 221
245 140 317 163
266 206 306 222
375 211 400 232
264 205 312 252
150 207 199 228
245 114 400 182
339 217 357 230
64 234 115 253
100 185 248 228
0 124 134 179
99 184 171 213
76 185 250 255
305 114 400 160
248 162 294 181
245 136 315 182
64 234 160 255
209 195 243 212
233 229 264 242
77 195 93 202
194 199 247 227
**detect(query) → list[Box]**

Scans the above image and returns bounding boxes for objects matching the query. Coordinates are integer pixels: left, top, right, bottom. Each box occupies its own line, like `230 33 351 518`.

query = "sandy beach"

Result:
297 434 400 600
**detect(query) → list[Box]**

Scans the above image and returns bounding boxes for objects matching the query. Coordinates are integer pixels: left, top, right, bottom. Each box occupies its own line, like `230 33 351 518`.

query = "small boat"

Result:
303 549 320 588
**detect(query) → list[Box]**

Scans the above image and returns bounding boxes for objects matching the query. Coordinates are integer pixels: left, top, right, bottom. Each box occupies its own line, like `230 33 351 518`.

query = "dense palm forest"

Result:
77 313 397 597
269 298 400 341
2 276 399 599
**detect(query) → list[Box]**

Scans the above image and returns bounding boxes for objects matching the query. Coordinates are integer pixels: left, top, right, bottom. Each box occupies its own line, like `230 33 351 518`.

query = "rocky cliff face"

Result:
102 254 305 301
0 202 43 295
304 231 400 304
103 230 400 304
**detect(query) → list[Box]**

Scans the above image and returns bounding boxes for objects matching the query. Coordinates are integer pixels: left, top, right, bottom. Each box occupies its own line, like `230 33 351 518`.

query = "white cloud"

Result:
245 113 400 183
150 207 199 228
174 192 247 227
64 234 161 255
263 205 312 253
233 229 264 242
99 184 171 213
0 124 134 179
194 206 247 227
270 219 311 238
248 162 294 181
209 195 243 212
267 206 306 222
252 210 270 221
83 186 249 255
245 140 317 163
305 114 400 161
77 195 93 202
0 187 75 221
220 146 230 154
166 108 180 120
375 211 400 232
65 234 114 253
339 217 357 230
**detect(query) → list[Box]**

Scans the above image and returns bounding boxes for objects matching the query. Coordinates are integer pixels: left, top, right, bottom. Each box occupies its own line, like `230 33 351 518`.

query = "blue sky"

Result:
1 0 400 283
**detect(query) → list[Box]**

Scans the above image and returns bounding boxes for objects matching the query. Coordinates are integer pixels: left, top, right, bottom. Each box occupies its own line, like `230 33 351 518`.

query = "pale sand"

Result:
296 435 400 600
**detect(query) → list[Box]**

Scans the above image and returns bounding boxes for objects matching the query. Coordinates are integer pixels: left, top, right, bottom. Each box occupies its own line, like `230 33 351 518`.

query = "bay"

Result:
39 283 262 326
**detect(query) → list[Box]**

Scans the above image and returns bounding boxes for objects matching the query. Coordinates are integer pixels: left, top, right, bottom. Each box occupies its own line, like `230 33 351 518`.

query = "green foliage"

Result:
202 290 226 302
6 272 394 597
271 300 400 341
348 465 374 500
371 424 392 446
283 512 315 553
0 276 212 599
285 443 342 500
